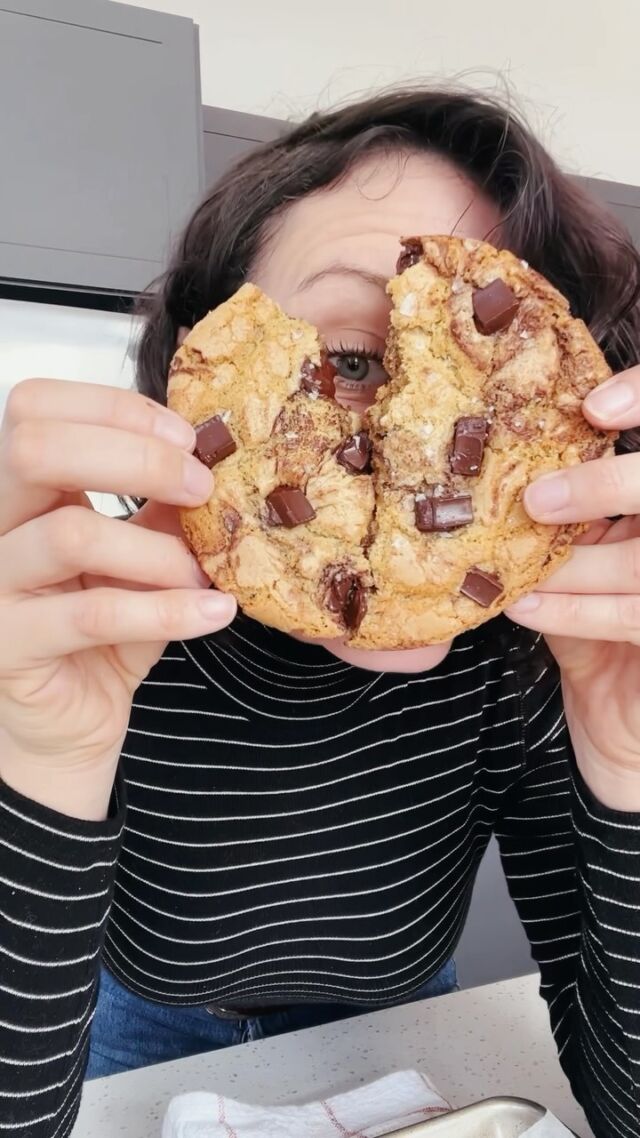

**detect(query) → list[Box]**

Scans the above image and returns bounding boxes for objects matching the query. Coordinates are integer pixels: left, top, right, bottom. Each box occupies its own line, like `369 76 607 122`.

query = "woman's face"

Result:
251 149 501 673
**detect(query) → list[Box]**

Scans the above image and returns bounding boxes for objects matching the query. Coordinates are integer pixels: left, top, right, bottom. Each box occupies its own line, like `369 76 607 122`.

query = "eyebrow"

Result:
298 263 389 293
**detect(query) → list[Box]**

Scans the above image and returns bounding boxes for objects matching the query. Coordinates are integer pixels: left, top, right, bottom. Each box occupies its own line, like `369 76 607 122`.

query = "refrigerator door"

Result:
0 297 142 514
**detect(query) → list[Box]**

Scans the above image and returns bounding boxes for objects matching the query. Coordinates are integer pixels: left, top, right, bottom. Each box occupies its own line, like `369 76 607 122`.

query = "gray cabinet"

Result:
0 0 203 296
577 176 640 248
203 107 284 189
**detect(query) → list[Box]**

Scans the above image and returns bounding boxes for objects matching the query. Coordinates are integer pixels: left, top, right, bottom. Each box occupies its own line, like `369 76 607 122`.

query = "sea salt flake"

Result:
451 277 465 295
520 330 530 340
399 292 417 316
219 409 231 423
291 328 304 341
520 259 529 269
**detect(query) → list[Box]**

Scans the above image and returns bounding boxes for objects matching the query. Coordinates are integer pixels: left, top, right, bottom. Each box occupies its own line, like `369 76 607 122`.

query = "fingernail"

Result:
584 378 634 419
198 592 236 621
182 457 214 500
525 472 571 516
508 593 541 614
155 411 196 448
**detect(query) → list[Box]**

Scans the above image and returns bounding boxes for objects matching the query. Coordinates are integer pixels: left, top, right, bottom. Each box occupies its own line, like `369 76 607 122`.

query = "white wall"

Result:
122 0 639 185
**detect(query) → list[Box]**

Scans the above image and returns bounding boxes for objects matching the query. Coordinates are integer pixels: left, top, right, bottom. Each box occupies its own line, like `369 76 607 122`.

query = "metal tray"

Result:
383 1096 546 1137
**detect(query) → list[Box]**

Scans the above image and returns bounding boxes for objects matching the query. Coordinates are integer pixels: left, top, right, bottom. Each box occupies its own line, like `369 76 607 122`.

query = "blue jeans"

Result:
85 960 458 1079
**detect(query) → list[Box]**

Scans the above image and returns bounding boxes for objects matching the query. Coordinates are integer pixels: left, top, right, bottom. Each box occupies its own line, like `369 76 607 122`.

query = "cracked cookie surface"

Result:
167 237 614 648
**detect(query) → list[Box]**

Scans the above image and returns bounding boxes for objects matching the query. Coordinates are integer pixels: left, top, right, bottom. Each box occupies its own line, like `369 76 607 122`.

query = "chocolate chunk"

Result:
343 580 367 629
396 237 423 274
223 507 241 536
194 415 236 468
450 417 489 476
265 486 316 528
460 567 504 607
300 355 337 398
617 428 640 455
415 492 473 532
325 567 367 630
472 279 520 334
325 571 352 614
335 432 372 474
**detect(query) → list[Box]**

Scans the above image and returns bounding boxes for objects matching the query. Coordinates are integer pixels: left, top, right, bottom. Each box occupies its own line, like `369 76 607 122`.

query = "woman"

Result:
0 87 639 1138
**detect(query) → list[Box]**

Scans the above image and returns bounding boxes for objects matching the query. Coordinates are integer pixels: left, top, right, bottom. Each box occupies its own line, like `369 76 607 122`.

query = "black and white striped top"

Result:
1 615 639 1138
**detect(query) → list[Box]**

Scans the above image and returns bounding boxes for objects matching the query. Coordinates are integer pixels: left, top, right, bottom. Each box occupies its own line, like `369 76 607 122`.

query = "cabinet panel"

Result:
203 105 283 188
0 1 203 294
576 176 640 247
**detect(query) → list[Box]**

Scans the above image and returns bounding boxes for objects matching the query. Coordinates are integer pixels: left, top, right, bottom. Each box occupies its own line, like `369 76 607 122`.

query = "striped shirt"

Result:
1 615 639 1137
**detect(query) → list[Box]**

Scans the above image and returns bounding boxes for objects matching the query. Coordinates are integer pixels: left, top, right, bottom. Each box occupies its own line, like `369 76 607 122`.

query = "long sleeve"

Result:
0 777 125 1137
496 652 640 1138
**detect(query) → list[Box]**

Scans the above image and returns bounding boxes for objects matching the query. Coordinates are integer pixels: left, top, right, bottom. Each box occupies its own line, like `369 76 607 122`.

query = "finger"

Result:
536 539 640 595
582 364 640 430
0 506 209 592
572 516 640 548
2 419 213 535
596 514 640 545
0 380 197 535
572 519 614 546
3 587 237 666
2 378 195 449
505 591 640 643
127 499 185 539
524 453 640 524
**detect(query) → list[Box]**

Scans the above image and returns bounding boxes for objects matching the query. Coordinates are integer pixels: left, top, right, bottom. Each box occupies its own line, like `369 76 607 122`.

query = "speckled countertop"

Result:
72 974 593 1137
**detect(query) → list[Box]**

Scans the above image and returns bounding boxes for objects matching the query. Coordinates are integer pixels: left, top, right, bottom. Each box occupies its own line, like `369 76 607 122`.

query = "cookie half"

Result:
167 238 614 648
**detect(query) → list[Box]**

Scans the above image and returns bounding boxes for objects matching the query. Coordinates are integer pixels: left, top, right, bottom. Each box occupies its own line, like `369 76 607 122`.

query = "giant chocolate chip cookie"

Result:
167 236 614 648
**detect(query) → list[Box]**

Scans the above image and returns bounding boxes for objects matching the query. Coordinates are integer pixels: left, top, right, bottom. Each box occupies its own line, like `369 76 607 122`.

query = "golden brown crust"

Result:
168 243 615 648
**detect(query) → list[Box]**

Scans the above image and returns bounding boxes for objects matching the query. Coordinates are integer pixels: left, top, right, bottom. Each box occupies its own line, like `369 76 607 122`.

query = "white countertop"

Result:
73 974 593 1137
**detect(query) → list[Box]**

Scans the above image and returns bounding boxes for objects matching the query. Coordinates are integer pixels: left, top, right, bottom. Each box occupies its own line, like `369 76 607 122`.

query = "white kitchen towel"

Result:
162 1072 577 1138
161 1069 451 1137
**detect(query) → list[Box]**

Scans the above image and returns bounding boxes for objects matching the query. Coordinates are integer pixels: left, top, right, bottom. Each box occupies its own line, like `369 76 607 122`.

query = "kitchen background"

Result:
1 0 638 990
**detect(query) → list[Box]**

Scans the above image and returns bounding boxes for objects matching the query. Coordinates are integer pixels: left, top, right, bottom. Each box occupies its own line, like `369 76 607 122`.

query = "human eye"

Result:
326 343 389 392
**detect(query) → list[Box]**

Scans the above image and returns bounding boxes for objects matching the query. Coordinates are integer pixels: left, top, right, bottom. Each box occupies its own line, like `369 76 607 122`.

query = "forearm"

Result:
508 663 640 1137
0 776 125 1134
561 764 640 1137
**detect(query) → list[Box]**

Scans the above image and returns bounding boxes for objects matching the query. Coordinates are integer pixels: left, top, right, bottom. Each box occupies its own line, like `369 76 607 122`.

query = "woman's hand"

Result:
0 378 236 820
505 364 640 812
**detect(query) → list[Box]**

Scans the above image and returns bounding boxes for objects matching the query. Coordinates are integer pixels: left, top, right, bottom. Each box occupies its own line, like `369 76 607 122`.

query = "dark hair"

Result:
136 85 640 408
